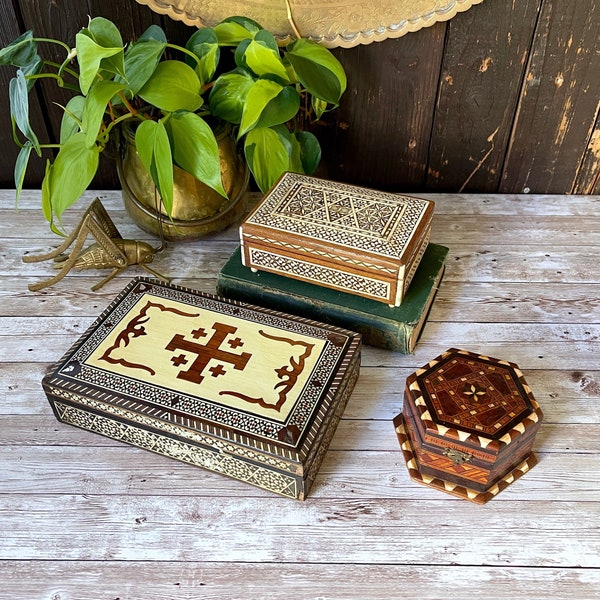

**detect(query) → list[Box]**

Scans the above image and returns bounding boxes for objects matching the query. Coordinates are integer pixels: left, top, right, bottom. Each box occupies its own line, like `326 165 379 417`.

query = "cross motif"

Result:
166 322 252 385
462 383 487 400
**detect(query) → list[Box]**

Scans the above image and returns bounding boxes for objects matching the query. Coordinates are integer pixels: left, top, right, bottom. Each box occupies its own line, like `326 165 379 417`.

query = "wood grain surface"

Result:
1 189 599 599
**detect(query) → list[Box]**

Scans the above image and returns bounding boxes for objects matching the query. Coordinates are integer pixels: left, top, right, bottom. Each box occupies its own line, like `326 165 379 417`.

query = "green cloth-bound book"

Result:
216 243 448 353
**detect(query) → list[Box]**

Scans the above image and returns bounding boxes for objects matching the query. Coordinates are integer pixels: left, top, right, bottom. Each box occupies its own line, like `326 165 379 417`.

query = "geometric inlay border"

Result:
393 413 538 505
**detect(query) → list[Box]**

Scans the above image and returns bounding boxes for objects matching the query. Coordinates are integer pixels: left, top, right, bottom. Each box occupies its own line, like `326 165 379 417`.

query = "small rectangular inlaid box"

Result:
239 173 435 306
42 278 361 500
394 348 543 503
217 244 448 353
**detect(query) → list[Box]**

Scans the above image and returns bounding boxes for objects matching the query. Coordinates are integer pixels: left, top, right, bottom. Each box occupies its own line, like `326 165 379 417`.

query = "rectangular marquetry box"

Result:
394 348 543 504
42 278 361 500
239 173 434 306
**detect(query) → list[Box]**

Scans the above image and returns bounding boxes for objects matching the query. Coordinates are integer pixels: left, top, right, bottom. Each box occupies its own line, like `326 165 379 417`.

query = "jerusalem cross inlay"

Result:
166 322 251 385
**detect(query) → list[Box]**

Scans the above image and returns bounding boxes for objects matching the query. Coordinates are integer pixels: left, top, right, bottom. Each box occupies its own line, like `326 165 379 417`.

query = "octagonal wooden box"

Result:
394 348 543 503
239 172 434 307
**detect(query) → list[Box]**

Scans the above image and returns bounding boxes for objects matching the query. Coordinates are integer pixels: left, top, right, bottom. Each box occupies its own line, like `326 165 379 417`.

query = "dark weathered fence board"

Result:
425 0 541 192
0 0 598 195
500 0 600 193
574 114 600 194
321 23 447 191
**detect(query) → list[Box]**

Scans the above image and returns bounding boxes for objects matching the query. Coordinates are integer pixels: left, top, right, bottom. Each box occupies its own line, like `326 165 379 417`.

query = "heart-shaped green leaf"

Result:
214 16 261 45
0 30 43 85
43 132 100 226
285 39 347 105
166 111 226 197
9 70 40 152
121 37 166 95
243 37 289 82
186 28 219 86
209 68 255 124
76 32 124 95
239 79 299 137
135 119 174 216
138 61 203 113
82 80 125 147
59 95 85 143
138 25 167 43
14 141 33 205
294 130 321 174
244 126 292 192
84 17 126 79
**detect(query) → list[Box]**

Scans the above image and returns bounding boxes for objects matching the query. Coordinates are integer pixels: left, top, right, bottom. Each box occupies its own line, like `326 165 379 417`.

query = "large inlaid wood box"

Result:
239 172 434 307
394 348 543 503
42 278 361 500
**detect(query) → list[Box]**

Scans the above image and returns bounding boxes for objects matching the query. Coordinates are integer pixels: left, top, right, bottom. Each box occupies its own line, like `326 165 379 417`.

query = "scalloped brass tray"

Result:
135 0 485 48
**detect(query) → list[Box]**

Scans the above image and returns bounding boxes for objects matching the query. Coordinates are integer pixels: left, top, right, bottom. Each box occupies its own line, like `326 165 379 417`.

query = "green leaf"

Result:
9 70 40 152
186 28 219 86
311 96 328 120
20 53 44 89
14 142 33 205
239 79 300 137
135 119 174 216
0 30 43 84
86 17 124 48
214 16 262 45
242 37 289 82
138 25 167 43
43 132 101 226
138 61 203 113
244 126 292 192
166 111 226 197
209 68 255 124
84 16 126 78
294 130 321 174
82 80 125 147
41 159 52 227
122 37 166 95
76 32 124 95
285 39 347 105
59 95 85 143
254 30 280 53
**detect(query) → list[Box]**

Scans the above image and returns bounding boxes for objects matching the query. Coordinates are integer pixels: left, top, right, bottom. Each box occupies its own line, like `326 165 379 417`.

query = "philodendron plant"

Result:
0 15 346 232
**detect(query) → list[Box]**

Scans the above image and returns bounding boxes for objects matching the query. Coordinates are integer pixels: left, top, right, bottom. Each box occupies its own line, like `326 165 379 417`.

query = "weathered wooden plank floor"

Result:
1 190 599 600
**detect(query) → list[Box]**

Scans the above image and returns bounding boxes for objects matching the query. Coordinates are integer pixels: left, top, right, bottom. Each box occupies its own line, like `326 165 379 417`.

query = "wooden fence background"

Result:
0 0 598 195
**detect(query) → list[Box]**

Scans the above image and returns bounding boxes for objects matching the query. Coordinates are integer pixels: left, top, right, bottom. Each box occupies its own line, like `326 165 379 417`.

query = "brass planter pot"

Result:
117 125 249 242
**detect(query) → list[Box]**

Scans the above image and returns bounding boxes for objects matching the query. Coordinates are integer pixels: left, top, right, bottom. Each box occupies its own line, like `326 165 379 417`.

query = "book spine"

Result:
216 274 410 353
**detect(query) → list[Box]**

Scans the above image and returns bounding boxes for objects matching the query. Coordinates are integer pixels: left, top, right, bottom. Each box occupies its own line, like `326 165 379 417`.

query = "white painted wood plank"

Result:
3 363 598 423
0 495 597 566
0 416 597 454
1 189 599 598
5 189 599 216
1 561 599 600
1 446 597 502
5 209 600 246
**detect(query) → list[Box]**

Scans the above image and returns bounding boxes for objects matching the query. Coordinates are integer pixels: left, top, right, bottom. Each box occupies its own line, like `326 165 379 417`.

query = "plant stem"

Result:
45 61 79 80
32 37 72 54
165 43 201 67
116 91 137 116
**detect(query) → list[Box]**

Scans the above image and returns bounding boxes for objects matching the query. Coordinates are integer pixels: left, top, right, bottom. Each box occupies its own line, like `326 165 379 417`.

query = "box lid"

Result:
241 172 434 270
43 278 361 463
405 348 543 454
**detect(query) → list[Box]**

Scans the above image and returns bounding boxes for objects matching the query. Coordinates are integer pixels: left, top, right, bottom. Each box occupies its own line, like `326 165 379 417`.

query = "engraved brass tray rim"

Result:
135 0 485 48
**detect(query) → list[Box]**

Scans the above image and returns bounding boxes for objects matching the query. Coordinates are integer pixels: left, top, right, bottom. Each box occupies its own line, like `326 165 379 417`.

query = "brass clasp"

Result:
444 448 472 465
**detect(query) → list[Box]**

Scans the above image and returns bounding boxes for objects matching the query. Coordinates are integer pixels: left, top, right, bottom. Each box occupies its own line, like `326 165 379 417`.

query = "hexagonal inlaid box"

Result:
393 348 543 503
